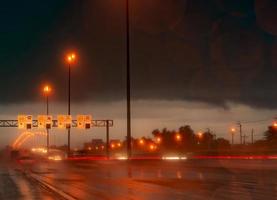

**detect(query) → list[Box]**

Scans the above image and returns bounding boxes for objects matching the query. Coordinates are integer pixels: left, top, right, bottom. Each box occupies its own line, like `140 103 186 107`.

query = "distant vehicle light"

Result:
162 156 187 160
117 156 128 160
48 155 62 161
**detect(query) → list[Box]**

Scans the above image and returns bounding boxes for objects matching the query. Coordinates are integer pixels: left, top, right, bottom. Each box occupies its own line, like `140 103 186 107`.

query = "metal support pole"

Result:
126 0 132 158
231 133 234 145
238 122 242 144
251 129 254 144
46 95 49 153
106 120 110 159
68 64 71 157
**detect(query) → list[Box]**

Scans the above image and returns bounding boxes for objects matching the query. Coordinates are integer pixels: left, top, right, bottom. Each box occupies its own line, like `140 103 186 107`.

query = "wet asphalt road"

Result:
0 164 55 200
27 159 277 200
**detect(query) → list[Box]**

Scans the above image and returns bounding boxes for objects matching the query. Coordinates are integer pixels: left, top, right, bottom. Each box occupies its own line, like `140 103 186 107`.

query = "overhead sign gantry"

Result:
0 115 113 158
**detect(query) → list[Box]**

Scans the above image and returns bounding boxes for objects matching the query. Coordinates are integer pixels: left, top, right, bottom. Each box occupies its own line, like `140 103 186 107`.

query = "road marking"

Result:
25 172 78 200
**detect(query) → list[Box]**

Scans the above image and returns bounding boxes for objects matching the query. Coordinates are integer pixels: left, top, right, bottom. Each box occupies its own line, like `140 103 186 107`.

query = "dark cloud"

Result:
0 0 276 108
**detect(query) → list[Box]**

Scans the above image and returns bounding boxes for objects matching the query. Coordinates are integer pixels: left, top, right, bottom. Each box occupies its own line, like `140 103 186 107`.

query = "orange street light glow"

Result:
43 85 51 94
117 143 122 147
139 139 145 145
149 144 155 150
197 132 203 138
231 128 236 133
66 53 77 64
273 122 277 127
156 137 162 143
175 134 182 141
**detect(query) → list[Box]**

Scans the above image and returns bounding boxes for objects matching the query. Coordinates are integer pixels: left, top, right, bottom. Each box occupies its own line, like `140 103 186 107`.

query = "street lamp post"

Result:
43 85 51 153
231 128 236 145
197 132 203 145
125 0 132 158
66 53 76 157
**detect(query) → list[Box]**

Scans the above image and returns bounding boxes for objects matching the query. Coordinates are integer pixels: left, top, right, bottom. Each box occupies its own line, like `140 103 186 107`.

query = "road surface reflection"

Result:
28 160 277 200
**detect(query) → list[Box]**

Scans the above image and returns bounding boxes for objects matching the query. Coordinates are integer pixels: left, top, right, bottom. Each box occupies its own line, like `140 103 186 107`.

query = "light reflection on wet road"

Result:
31 160 277 200
0 165 54 200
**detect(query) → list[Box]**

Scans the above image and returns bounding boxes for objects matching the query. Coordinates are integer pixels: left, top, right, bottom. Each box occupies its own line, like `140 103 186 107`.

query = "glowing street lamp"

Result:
66 52 77 157
156 137 162 144
231 128 236 145
139 139 145 145
67 53 76 64
197 132 203 139
149 144 156 151
273 122 277 128
175 133 182 142
43 85 52 153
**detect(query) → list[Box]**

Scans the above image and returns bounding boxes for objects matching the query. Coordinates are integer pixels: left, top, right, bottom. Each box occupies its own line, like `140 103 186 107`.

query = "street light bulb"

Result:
156 137 161 143
175 134 181 141
66 53 76 64
198 132 203 138
43 85 51 94
231 128 236 133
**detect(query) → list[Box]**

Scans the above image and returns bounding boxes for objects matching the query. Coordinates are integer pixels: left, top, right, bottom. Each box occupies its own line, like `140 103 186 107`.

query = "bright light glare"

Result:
162 156 187 160
43 85 51 94
66 53 77 63
197 132 203 138
31 147 47 154
139 139 144 145
156 137 161 143
48 155 62 161
117 156 128 160
175 134 182 141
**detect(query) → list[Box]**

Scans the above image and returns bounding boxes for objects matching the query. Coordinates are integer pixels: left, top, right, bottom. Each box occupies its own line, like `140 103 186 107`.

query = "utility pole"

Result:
242 135 248 145
251 129 254 144
237 122 242 144
125 0 132 159
106 120 110 159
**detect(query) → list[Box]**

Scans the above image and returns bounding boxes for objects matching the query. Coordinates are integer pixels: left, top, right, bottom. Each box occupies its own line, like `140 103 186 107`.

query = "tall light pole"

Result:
237 121 242 144
125 0 132 158
231 128 236 145
43 85 51 153
66 53 76 157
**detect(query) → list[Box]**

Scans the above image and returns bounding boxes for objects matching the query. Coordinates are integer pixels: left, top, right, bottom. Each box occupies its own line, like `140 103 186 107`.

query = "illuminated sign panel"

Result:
17 115 32 129
26 115 32 129
77 115 85 128
58 115 71 129
85 115 92 129
57 115 66 128
77 115 92 129
65 115 72 129
46 116 52 129
18 115 26 129
38 115 52 129
38 115 46 129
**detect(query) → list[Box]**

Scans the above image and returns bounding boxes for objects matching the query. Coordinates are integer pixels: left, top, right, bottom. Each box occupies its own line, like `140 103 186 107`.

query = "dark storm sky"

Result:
0 0 276 108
